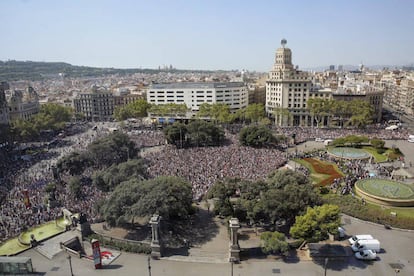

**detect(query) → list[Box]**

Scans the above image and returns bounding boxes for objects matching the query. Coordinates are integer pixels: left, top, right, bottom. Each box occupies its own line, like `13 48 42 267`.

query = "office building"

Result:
147 82 248 113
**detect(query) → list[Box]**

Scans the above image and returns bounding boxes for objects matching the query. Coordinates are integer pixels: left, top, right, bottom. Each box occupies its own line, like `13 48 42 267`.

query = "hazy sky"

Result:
1 0 413 71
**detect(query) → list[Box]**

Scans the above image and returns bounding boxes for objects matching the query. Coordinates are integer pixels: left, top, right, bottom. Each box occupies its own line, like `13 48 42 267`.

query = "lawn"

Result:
323 193 414 230
0 218 67 256
295 158 344 186
360 146 398 163
356 178 414 200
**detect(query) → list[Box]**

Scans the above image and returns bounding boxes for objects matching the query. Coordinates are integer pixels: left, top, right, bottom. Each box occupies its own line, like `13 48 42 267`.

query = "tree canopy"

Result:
11 103 72 142
113 99 151 121
260 231 289 256
289 204 341 242
164 120 225 147
306 98 374 128
99 176 193 226
209 170 321 226
148 103 188 117
57 131 138 174
87 131 138 168
92 159 148 192
239 125 279 148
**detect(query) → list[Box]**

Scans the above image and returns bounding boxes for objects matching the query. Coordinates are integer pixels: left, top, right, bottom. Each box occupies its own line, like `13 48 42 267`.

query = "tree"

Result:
239 125 278 148
290 204 341 242
38 103 72 129
244 104 266 124
186 120 225 147
197 103 231 124
261 170 321 226
92 159 147 192
164 122 188 148
370 138 385 149
100 176 193 226
260 231 289 256
10 103 72 142
68 176 82 199
307 98 331 128
272 106 291 126
87 131 138 168
348 100 374 128
11 118 38 142
209 170 321 227
114 99 151 121
57 151 92 175
149 103 187 118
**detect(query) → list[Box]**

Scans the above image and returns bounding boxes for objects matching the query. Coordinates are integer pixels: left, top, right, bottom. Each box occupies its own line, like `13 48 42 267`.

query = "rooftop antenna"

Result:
281 38 287 48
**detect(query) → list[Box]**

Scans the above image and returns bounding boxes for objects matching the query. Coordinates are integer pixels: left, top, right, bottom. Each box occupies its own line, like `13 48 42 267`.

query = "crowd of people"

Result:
0 121 411 242
275 125 410 144
0 123 111 242
145 133 287 200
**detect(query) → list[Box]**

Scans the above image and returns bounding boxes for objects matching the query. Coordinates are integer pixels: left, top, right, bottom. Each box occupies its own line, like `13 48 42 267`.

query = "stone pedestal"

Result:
229 218 240 262
149 214 162 258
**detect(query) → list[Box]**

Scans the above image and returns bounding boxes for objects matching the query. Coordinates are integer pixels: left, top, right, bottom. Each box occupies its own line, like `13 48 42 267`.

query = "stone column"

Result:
149 214 161 258
229 218 240 262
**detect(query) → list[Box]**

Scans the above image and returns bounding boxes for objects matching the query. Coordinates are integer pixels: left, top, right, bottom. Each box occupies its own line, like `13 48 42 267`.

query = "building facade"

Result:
332 86 384 123
146 82 248 113
73 86 114 121
8 86 40 121
266 39 313 126
0 82 10 124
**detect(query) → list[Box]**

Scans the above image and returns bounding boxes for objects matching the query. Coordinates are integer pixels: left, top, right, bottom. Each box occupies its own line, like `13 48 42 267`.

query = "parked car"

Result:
348 234 374 245
352 239 381 253
355 249 377 260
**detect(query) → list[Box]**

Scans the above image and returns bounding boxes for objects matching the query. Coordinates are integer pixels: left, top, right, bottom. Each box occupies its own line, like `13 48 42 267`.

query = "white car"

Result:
355 249 377 260
315 138 324 142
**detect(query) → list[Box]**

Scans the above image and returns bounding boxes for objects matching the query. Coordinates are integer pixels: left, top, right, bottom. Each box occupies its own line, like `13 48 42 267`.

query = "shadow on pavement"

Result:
161 207 219 250
283 249 300 264
102 264 123 270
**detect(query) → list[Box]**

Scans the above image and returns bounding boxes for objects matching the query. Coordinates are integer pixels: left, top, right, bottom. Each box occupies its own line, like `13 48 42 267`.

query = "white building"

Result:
266 39 313 126
147 82 248 112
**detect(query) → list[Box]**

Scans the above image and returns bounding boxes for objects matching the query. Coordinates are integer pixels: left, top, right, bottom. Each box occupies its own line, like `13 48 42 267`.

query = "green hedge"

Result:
86 233 151 254
323 194 414 230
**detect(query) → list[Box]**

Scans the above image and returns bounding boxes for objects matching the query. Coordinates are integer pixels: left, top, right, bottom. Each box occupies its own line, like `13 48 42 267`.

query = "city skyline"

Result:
1 0 414 71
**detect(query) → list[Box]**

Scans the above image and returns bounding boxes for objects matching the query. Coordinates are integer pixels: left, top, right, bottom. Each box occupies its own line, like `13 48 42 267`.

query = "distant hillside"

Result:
0 60 211 81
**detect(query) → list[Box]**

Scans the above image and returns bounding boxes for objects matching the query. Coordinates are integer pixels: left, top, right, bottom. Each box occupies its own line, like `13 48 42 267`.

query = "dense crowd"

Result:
0 122 411 242
145 134 287 200
274 125 410 144
0 124 110 242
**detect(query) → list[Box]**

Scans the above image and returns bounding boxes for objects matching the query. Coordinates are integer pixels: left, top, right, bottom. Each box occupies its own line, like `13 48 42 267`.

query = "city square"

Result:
1 1 414 275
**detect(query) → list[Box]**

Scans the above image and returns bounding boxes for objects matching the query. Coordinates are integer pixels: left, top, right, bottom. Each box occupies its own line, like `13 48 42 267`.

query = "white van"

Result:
348 234 374 245
324 139 333 146
352 239 381 253
408 135 414 143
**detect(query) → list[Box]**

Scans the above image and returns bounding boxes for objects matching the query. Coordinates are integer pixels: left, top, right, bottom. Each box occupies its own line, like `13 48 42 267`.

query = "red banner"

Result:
91 239 102 269
22 189 31 209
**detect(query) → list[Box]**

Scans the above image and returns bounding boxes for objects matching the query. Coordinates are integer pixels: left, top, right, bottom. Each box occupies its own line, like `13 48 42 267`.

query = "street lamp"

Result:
148 256 152 276
324 257 329 276
67 255 74 276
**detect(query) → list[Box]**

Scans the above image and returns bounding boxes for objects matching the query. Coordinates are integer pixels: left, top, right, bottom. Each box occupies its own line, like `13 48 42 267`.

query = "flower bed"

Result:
303 158 344 186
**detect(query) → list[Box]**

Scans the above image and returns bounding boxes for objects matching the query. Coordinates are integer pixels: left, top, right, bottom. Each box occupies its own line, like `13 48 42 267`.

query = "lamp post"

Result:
67 255 74 276
148 255 151 276
324 257 329 276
